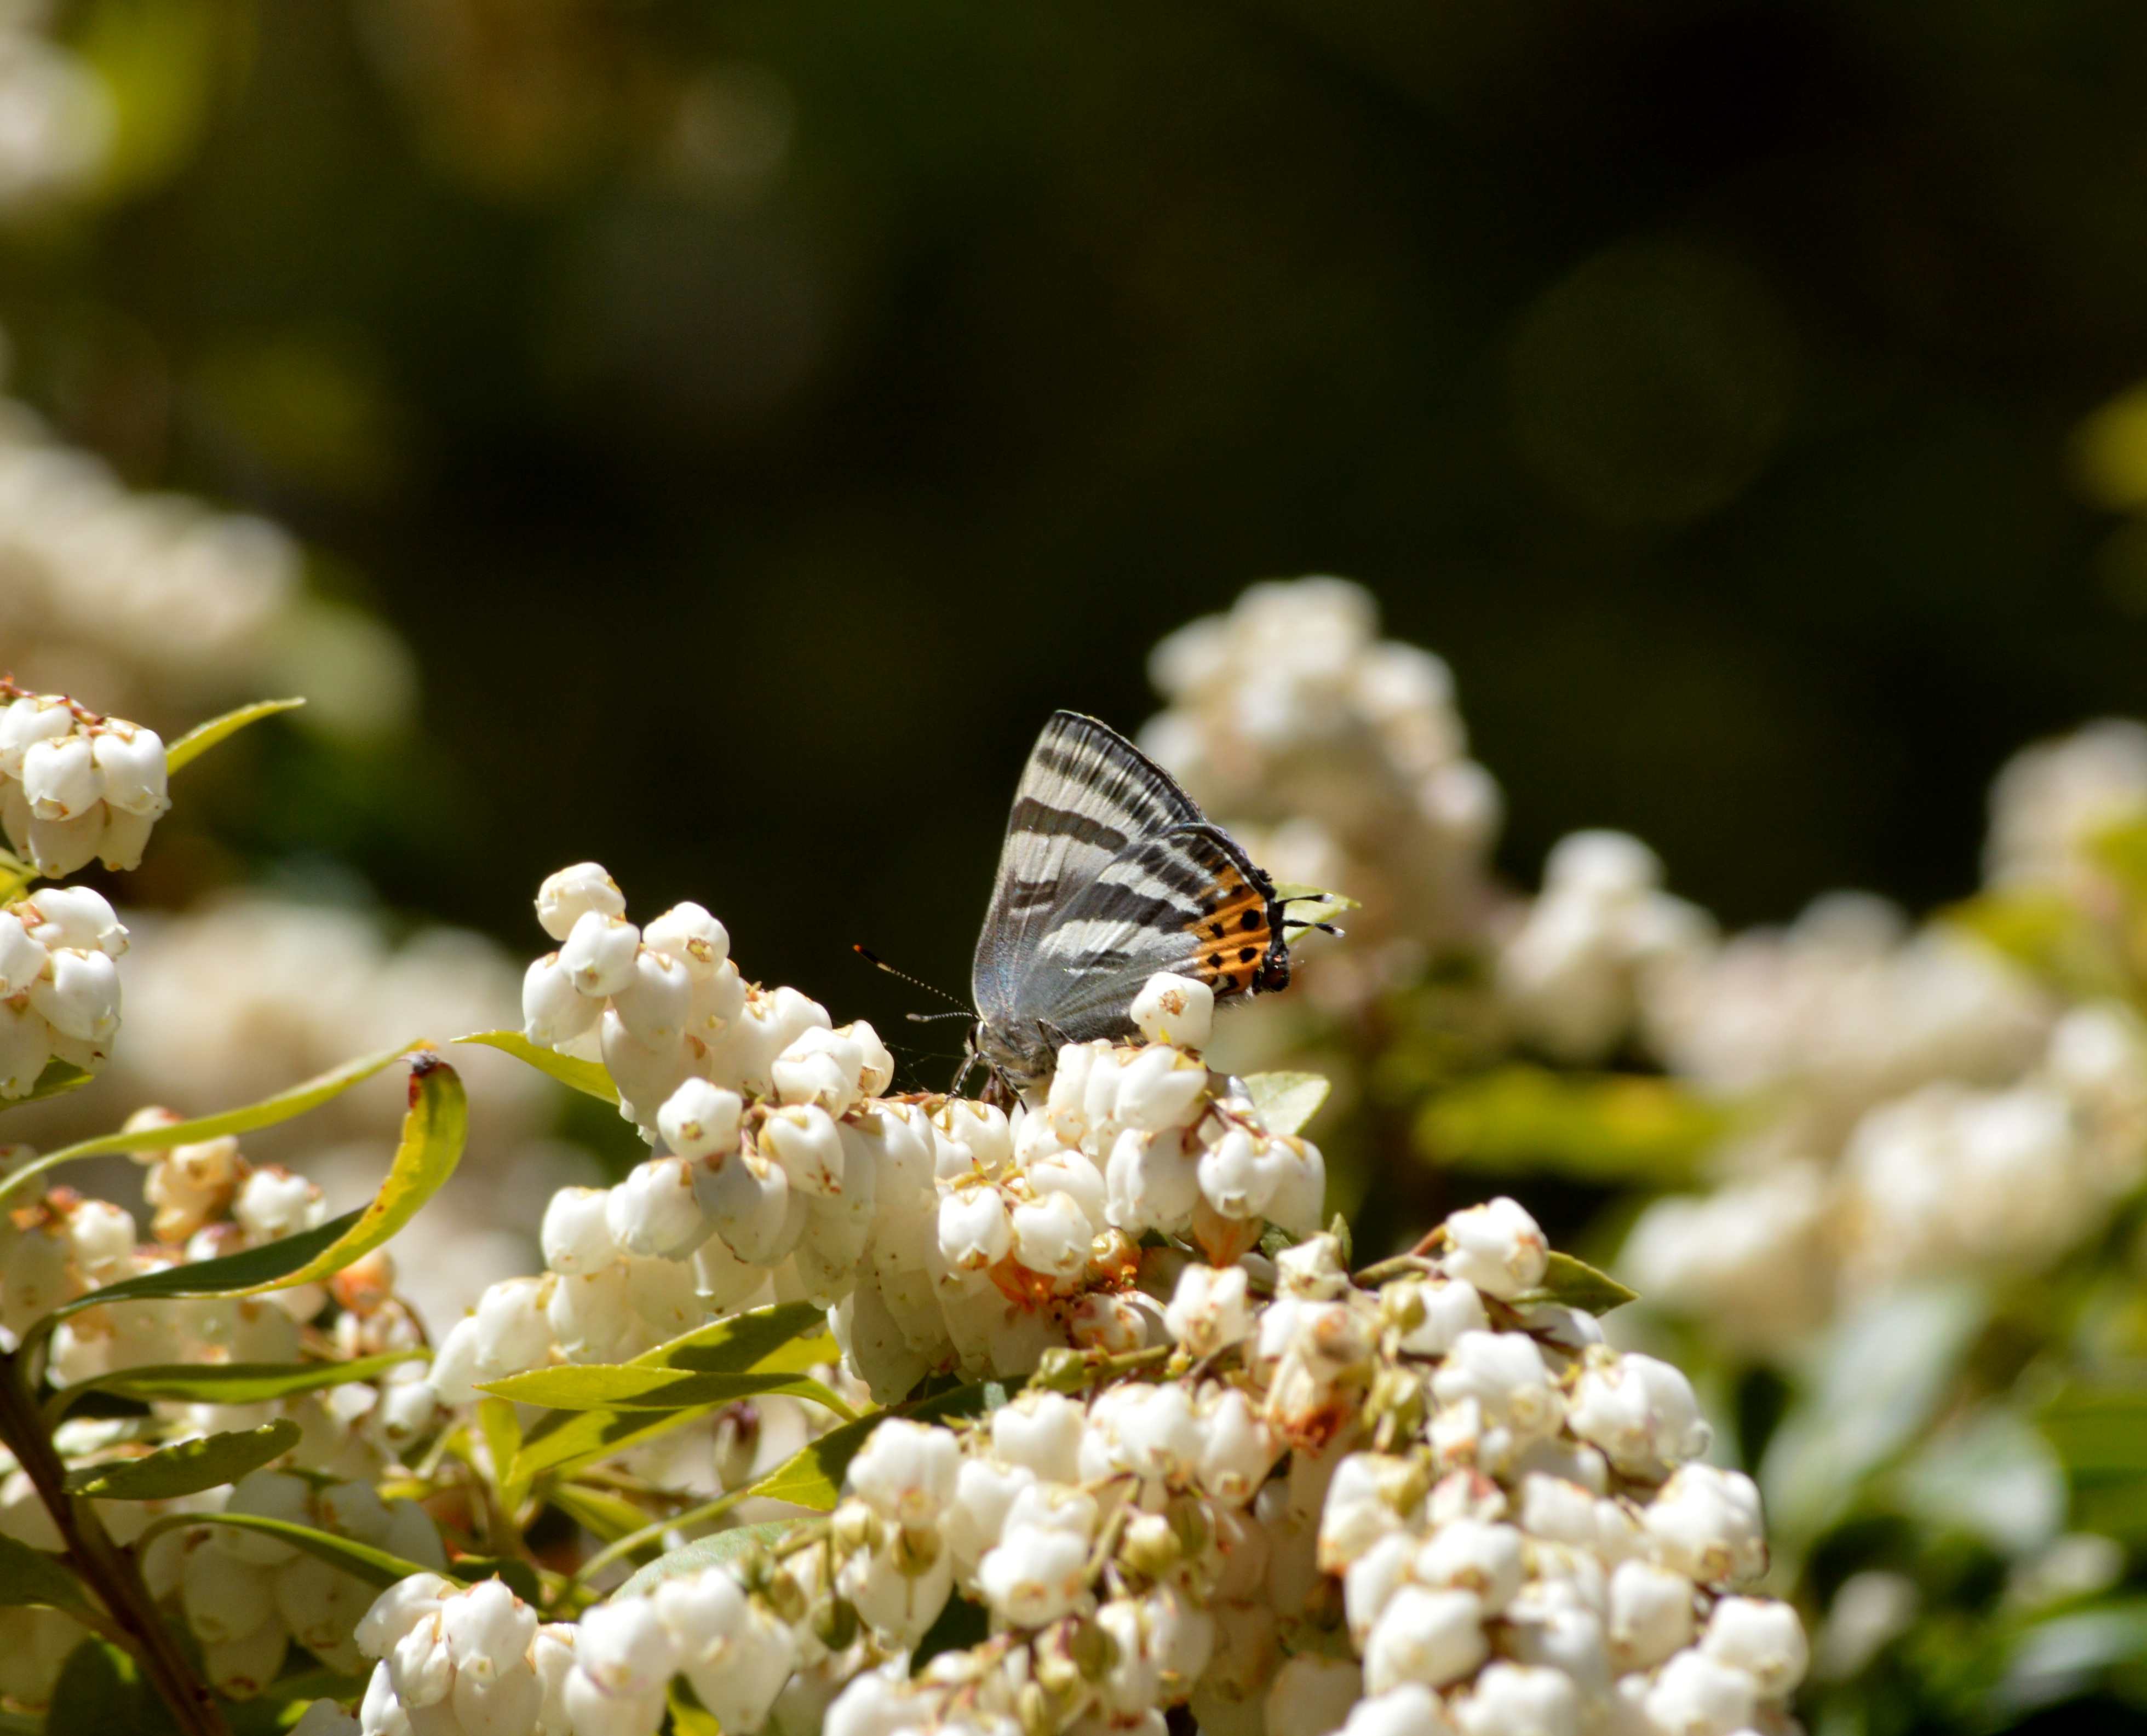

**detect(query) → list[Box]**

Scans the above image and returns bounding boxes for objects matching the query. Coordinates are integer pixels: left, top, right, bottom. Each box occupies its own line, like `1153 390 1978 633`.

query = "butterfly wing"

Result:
1006 821 1289 1043
971 711 1204 1027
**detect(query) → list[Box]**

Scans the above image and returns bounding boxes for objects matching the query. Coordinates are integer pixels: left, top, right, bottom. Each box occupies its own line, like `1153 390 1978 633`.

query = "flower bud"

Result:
536 863 625 943
1439 1197 1547 1300
90 723 169 817
523 952 600 1047
21 887 127 957
939 1183 1013 1271
606 1157 707 1259
658 1078 744 1163
21 734 98 820
612 946 692 1046
560 911 640 999
542 1186 621 1276
1131 972 1215 1050
29 947 119 1043
642 901 729 974
761 1102 845 1195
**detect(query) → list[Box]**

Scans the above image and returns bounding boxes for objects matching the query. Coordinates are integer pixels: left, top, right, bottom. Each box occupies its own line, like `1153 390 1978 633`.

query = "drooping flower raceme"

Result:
358 874 1807 1736
0 686 170 878
0 882 128 1096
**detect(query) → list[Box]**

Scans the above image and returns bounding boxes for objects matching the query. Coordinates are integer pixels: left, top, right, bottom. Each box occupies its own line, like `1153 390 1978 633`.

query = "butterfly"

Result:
963 710 1310 1099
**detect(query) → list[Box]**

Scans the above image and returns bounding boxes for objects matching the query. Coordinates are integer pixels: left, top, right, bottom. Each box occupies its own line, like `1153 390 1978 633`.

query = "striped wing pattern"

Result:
972 712 1201 1022
972 711 1290 1077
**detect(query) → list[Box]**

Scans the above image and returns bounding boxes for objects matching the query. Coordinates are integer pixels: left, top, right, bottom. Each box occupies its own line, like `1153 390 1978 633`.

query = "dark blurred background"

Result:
13 0 2147 1062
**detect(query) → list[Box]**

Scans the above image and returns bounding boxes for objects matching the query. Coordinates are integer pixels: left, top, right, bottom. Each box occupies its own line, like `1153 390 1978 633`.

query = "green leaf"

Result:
1514 1250 1638 1317
2039 1381 2147 1541
742 1380 1004 1513
0 848 32 903
242 1053 467 1293
510 1302 837 1484
1943 890 2126 1001
449 1558 542 1607
483 1366 851 1415
165 1514 434 1591
1759 1280 1989 1549
0 1043 419 1210
616 1521 813 1598
1415 1065 1724 1184
1242 1071 1330 1136
164 697 306 774
48 1637 178 1736
1990 1599 2147 1720
1888 1406 2064 1557
456 1030 618 1103
668 1681 726 1736
549 1482 653 1544
51 1350 424 1418
911 1588 990 1672
2042 1381 2147 1479
65 1419 301 1499
44 1209 366 1324
9 1059 93 1110
478 1396 527 1513
0 1534 106 1626
38 1057 461 1333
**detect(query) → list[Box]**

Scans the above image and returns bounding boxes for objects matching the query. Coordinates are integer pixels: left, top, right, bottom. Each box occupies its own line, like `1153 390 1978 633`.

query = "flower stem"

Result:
0 1352 229 1736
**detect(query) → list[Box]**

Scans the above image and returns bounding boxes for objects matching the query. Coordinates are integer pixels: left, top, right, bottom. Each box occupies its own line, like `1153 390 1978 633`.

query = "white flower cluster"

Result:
0 686 169 876
175 1468 447 1695
1982 716 2147 901
1142 578 1501 1018
10 890 576 1326
0 1146 451 1709
2 1143 444 1451
356 1573 578 1736
0 883 126 1096
447 868 1328 1407
380 1191 1804 1736
0 395 307 720
1618 722 2147 1350
1495 832 1713 1064
0 15 111 214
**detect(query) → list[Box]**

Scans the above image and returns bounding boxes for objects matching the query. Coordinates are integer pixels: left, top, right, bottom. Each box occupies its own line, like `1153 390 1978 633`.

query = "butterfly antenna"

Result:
853 945 974 1023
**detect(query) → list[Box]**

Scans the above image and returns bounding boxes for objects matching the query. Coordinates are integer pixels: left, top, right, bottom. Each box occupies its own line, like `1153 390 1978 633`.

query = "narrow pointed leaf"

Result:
8 1059 92 1110
65 1419 300 1499
1513 1251 1638 1317
627 1527 820 1588
742 1379 1004 1513
483 1366 851 1415
510 1301 836 1484
0 1043 417 1210
167 1514 434 1591
0 1534 105 1625
40 1055 464 1333
51 1350 424 1418
236 1053 467 1292
45 1208 365 1323
447 1556 542 1606
456 1031 618 1103
1415 1065 1722 1185
1242 1071 1330 1137
669 1682 726 1736
550 1482 656 1545
164 697 306 774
